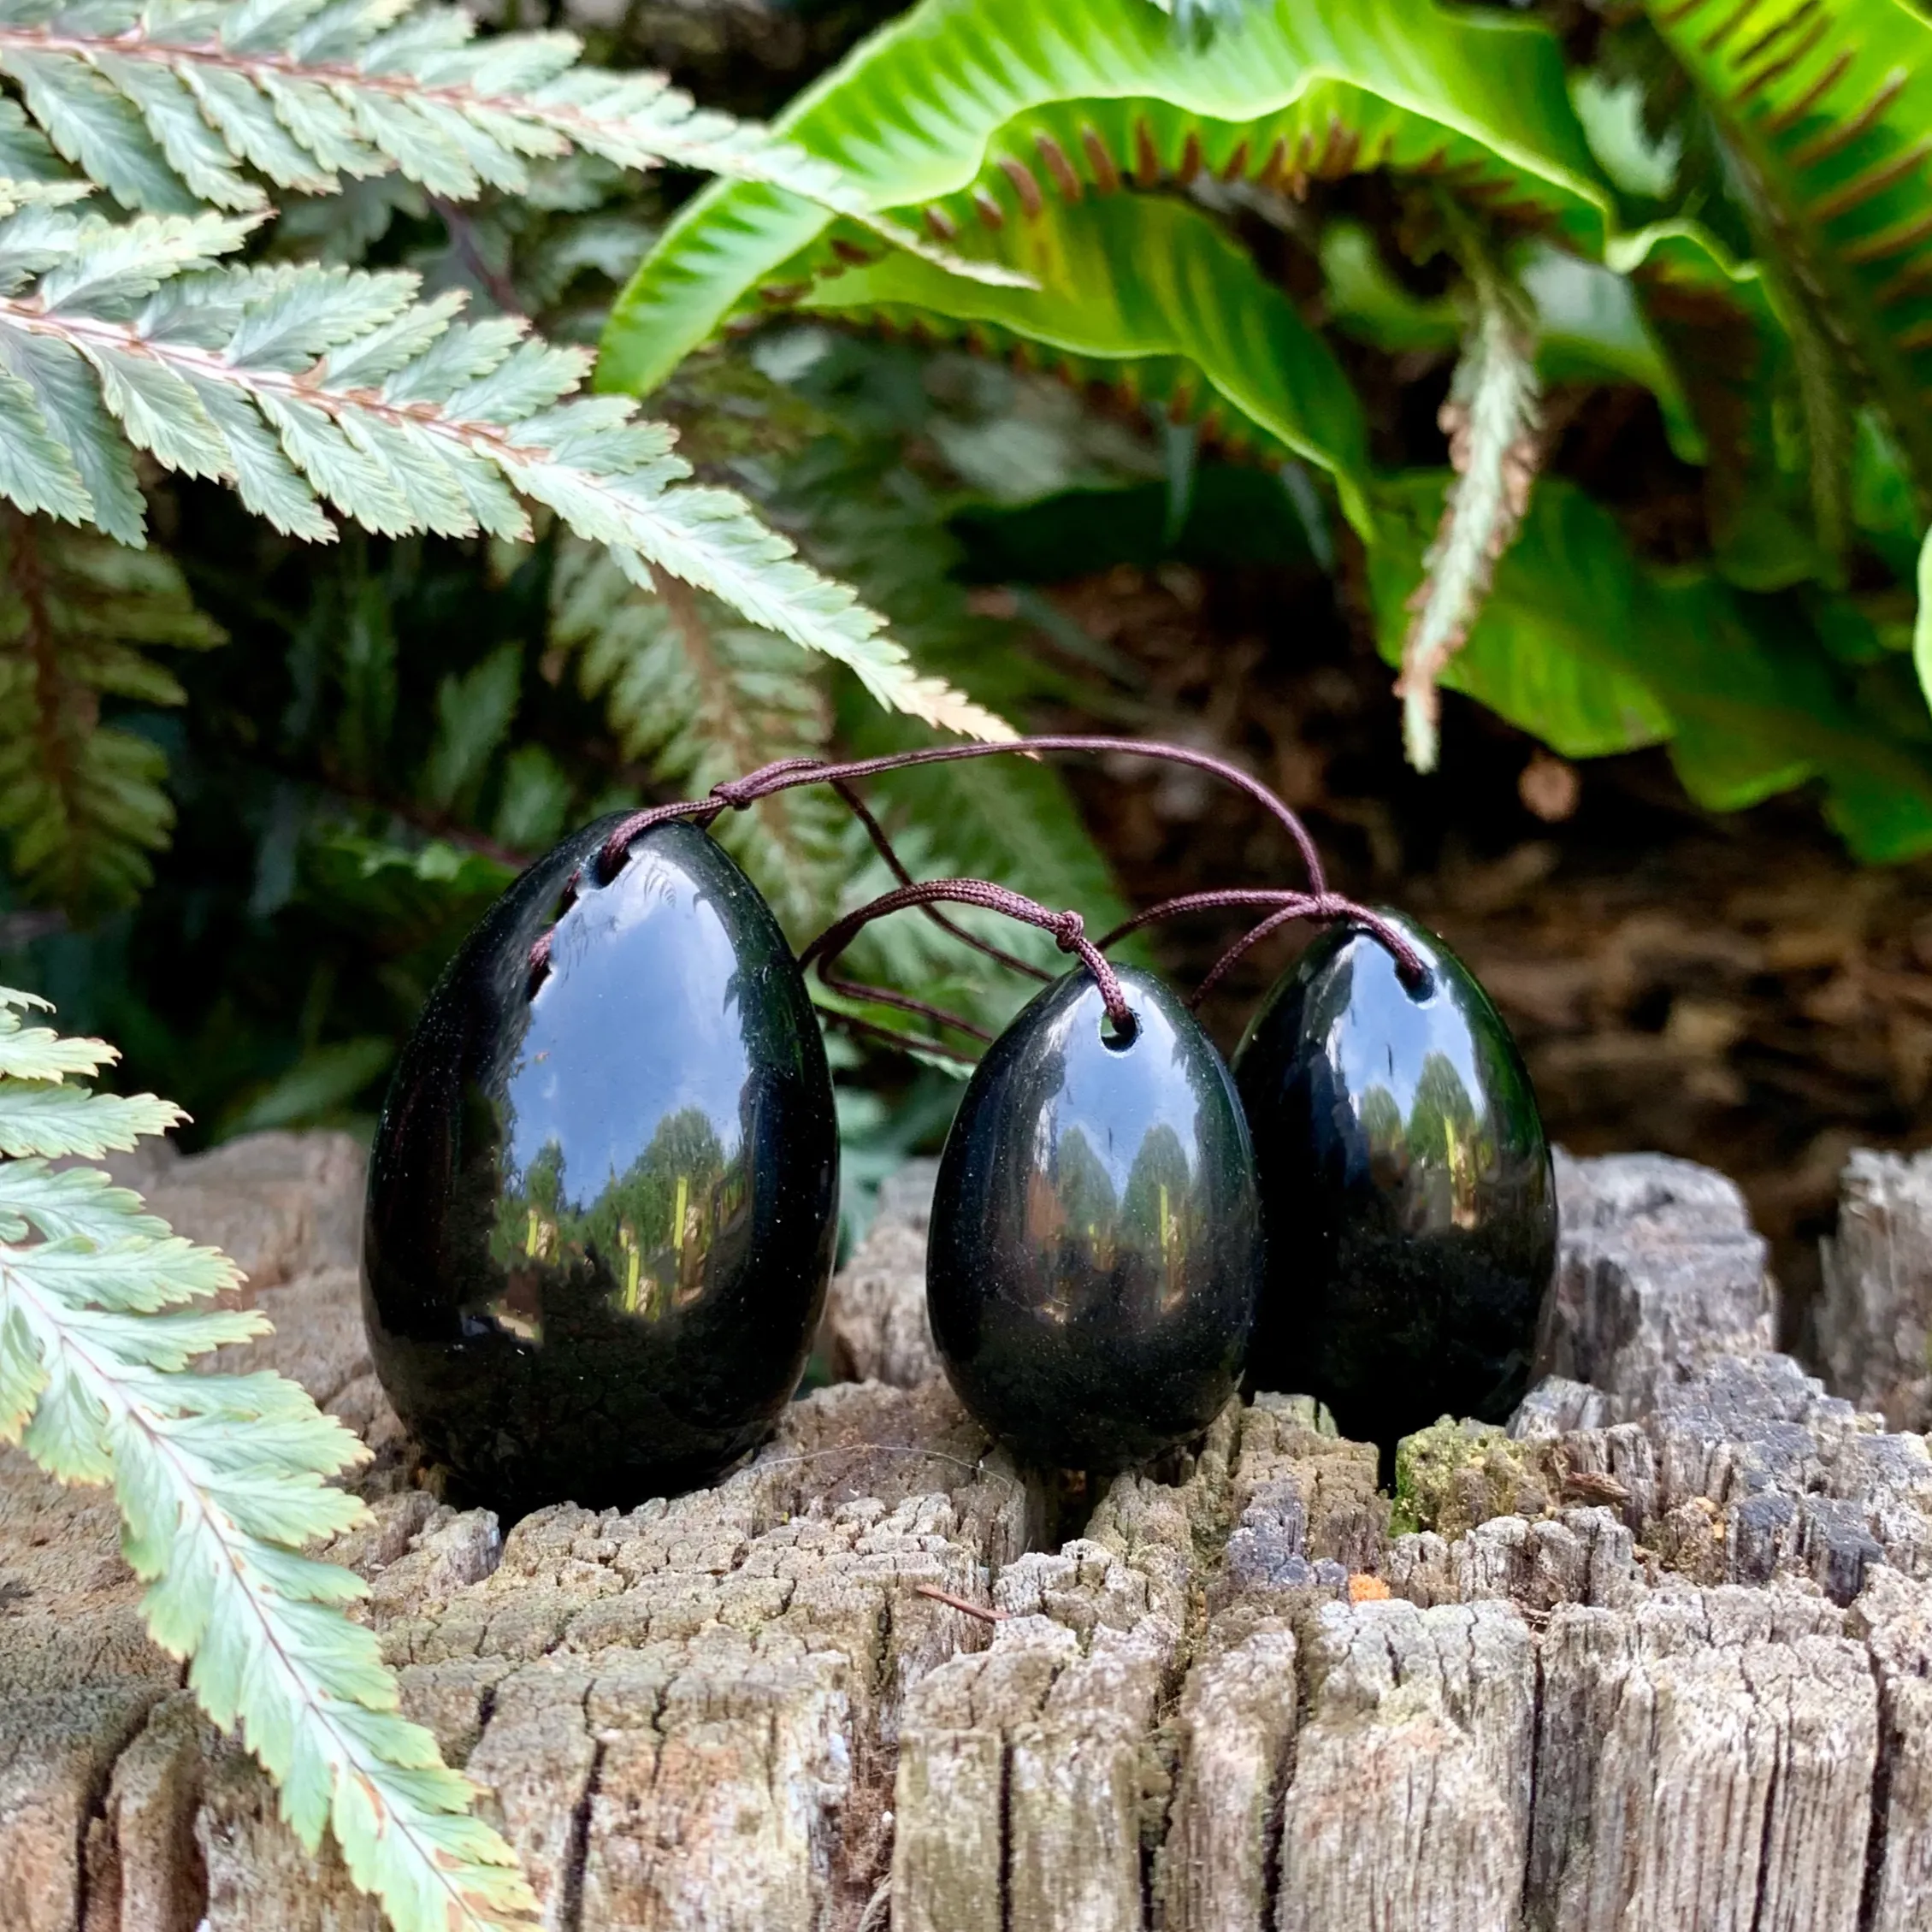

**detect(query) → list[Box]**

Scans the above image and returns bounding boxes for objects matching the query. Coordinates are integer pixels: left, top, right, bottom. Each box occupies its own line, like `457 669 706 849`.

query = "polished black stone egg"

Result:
1232 909 1556 1454
362 815 838 1515
927 963 1261 1471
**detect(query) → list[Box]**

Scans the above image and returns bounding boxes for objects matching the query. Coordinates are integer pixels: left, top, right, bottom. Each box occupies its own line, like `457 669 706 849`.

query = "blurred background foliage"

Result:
9 0 1932 1297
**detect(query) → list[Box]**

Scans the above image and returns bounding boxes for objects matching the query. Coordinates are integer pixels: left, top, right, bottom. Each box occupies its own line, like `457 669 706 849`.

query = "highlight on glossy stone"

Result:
362 815 838 1514
1232 908 1557 1454
926 963 1261 1471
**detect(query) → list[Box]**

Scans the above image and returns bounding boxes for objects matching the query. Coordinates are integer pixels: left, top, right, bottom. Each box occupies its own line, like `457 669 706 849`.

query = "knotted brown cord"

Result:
524 735 1427 1048
830 779 1052 986
801 879 1135 1035
1096 889 1432 999
588 736 1328 892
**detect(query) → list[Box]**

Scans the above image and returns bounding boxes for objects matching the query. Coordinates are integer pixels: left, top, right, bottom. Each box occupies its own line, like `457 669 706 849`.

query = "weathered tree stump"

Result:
4 1131 1931 1931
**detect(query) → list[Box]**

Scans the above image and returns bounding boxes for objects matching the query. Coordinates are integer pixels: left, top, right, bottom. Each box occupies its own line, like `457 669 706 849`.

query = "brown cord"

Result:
591 736 1329 891
830 779 1052 984
813 968 995 1046
823 1007 979 1066
1191 898 1431 1007
1096 888 1433 997
801 878 1136 1035
1195 903 1315 1008
525 736 1429 1039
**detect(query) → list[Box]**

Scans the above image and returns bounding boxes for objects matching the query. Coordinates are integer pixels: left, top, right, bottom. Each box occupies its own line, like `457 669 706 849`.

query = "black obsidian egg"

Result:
1232 909 1556 1452
927 964 1261 1470
362 815 837 1515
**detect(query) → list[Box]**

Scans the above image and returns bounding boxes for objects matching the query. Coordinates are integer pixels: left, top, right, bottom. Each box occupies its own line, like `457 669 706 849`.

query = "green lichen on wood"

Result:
1390 1416 1551 1539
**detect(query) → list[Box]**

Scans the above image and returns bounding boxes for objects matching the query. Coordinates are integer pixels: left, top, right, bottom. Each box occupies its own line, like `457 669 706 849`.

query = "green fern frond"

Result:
602 0 1613 395
0 988 112 1078
0 202 1009 739
0 984 539 1932
785 189 1376 538
0 1076 179 1155
1641 0 1932 507
1372 471 1932 860
1771 250 1857 571
1397 257 1543 772
0 0 1022 289
1607 219 1821 588
0 506 223 912
552 538 847 936
0 1155 172 1242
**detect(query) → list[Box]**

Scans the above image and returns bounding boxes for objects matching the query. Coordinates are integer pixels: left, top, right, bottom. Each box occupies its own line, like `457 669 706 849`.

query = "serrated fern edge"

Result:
1397 259 1544 773
0 5 1025 289
0 203 1010 741
0 985 539 1932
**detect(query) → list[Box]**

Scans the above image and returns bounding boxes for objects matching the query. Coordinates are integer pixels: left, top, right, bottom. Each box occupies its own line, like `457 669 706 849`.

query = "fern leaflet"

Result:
1397 257 1543 771
1640 0 1932 501
0 506 223 911
0 984 539 1932
0 0 1021 287
603 0 1612 394
0 197 1009 739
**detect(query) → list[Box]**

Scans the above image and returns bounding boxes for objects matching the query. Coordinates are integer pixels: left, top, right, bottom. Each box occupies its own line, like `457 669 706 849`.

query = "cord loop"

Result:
525 735 1429 1031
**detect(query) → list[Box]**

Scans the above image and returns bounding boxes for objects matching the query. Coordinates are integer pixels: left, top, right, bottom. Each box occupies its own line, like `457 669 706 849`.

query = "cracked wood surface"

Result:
1819 1149 1932 1435
3 1133 1931 1930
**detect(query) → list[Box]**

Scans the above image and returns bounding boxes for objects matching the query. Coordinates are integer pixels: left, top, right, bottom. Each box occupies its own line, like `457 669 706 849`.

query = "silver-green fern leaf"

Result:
0 985 540 1932
0 505 223 909
0 196 1013 737
1397 259 1544 773
0 0 1022 287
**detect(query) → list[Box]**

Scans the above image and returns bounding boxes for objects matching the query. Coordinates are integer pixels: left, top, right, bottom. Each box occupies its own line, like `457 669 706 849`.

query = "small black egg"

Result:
1232 909 1556 1452
362 815 837 1515
926 964 1261 1470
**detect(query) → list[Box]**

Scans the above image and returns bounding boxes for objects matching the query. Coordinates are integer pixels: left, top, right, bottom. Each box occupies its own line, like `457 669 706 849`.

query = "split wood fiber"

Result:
3 1134 1928 1930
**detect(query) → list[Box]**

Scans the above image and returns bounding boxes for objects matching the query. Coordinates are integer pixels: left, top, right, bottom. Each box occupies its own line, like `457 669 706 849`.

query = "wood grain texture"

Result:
1819 1149 1932 1434
820 1161 941 1390
3 1139 1930 1931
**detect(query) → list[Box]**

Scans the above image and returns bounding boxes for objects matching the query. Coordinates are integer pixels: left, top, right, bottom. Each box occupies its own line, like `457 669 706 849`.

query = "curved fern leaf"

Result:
0 0 1018 287
1372 472 1932 860
1641 0 1932 503
789 191 1375 536
0 201 1007 741
0 985 539 1932
1320 223 1698 458
1397 261 1543 771
600 0 1613 394
1608 218 1819 587
0 508 222 913
0 996 111 1082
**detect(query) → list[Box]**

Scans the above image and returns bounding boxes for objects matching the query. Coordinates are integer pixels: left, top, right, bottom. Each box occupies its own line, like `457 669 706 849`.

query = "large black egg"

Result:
927 964 1261 1470
1232 909 1556 1452
362 815 837 1515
